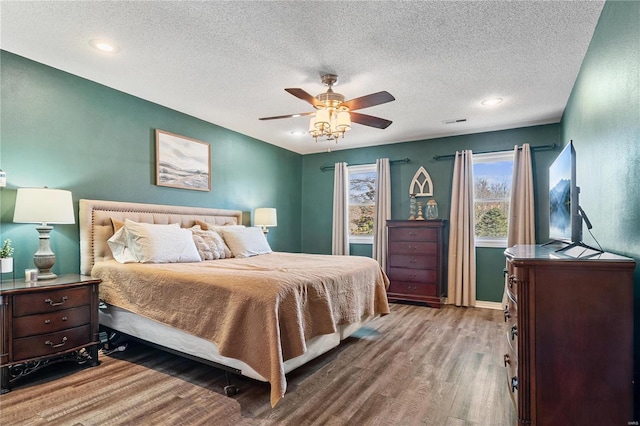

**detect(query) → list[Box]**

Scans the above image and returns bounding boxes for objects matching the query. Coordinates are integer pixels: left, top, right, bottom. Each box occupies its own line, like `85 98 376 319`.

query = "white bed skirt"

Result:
99 305 374 382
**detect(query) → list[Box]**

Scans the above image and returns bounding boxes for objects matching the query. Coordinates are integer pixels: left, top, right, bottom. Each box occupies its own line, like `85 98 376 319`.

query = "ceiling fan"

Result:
259 74 395 142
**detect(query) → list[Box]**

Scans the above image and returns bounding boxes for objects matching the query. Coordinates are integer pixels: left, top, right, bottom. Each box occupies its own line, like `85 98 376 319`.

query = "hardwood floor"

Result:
0 304 515 425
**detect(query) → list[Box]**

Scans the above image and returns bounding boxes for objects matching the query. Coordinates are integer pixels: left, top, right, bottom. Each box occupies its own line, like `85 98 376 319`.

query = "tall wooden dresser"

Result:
386 220 447 308
503 245 635 425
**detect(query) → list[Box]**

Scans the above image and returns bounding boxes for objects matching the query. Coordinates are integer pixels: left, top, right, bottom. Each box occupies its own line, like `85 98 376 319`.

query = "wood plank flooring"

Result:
0 304 516 425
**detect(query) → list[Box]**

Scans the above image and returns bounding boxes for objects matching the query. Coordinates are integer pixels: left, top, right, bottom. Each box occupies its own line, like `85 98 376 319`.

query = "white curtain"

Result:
373 158 391 270
332 162 349 255
448 150 476 307
508 143 536 246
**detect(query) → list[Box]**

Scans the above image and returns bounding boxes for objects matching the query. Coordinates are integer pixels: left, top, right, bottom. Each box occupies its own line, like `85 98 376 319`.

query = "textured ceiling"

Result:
0 1 605 154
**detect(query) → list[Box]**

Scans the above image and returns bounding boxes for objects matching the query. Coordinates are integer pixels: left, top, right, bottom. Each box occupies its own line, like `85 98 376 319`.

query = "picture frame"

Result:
155 129 211 191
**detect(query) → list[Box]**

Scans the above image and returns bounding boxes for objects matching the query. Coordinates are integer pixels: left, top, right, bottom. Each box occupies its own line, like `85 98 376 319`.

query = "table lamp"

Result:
13 187 75 280
254 208 277 236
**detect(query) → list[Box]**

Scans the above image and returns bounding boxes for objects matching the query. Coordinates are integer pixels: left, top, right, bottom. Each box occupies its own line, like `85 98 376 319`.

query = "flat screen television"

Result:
548 141 582 244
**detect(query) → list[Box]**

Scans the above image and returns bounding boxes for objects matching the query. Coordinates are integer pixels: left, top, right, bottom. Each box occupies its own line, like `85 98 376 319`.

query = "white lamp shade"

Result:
314 109 330 130
336 110 351 131
254 208 277 227
13 188 75 225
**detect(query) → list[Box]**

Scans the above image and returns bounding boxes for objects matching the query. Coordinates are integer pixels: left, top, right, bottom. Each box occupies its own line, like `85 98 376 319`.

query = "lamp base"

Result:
33 225 57 280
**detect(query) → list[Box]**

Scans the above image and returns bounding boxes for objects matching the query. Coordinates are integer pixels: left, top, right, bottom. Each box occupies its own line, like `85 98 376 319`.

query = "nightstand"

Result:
0 274 101 393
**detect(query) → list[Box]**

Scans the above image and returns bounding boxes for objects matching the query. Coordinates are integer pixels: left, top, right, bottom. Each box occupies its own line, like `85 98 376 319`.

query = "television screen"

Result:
549 143 576 242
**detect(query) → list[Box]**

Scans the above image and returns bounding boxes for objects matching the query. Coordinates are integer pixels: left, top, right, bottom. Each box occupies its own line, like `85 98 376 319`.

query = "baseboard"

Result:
440 298 502 310
474 300 503 310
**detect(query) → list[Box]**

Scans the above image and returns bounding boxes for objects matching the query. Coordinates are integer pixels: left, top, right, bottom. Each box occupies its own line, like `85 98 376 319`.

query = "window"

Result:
348 164 376 244
473 151 514 247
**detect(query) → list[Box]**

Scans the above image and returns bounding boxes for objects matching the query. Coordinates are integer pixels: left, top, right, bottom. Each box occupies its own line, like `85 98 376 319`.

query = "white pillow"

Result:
221 226 272 258
107 227 139 263
117 220 201 263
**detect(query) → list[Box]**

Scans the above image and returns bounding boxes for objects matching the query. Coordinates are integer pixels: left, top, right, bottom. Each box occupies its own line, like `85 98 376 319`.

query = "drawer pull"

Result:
503 354 510 367
511 377 518 392
409 259 417 264
44 296 68 307
503 305 511 322
511 325 518 340
44 319 51 324
45 336 68 349
62 316 68 321
409 232 417 236
408 285 417 291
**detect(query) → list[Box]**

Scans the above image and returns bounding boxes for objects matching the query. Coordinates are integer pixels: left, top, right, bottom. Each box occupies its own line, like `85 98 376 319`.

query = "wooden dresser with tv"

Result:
503 244 635 425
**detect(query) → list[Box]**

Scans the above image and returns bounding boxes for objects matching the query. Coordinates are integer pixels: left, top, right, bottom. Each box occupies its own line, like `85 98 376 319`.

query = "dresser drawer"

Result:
388 267 436 284
388 254 437 270
388 281 436 297
388 241 437 255
12 325 92 360
13 286 91 317
13 306 91 338
389 227 438 242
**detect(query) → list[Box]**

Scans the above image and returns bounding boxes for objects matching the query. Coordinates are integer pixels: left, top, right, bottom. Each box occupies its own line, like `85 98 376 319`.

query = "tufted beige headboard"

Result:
79 199 243 275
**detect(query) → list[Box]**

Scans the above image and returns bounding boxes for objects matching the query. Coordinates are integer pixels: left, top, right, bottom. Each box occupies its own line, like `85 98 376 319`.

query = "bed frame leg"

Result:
223 371 239 396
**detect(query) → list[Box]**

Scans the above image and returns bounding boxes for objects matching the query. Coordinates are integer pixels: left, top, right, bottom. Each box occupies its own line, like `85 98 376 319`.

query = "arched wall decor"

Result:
409 166 434 196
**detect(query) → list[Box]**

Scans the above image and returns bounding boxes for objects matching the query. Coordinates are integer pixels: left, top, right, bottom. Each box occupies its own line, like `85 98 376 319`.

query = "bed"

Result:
79 199 390 407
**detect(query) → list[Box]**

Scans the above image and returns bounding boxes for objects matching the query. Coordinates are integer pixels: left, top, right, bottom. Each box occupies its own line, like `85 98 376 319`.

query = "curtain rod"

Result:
432 143 557 161
320 158 410 172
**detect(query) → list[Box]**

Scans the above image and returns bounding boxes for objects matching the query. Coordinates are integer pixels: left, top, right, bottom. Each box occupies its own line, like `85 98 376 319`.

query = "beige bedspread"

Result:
92 252 390 407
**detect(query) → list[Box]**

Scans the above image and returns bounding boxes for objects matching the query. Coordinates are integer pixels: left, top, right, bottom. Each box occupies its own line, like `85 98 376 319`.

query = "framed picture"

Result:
156 129 211 191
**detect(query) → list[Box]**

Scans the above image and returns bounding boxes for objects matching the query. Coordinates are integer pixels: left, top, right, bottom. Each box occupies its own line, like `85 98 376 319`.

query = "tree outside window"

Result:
348 164 376 244
473 151 514 247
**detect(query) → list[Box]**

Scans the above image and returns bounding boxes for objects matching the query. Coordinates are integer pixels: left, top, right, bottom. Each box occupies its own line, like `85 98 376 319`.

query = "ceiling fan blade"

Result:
285 88 321 107
259 111 315 121
341 91 395 111
350 112 393 129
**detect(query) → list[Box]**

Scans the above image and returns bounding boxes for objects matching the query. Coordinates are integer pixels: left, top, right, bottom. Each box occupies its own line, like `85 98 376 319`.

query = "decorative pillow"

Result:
110 218 125 233
119 220 201 263
191 233 215 261
107 227 139 263
196 220 242 231
221 226 272 258
190 225 227 259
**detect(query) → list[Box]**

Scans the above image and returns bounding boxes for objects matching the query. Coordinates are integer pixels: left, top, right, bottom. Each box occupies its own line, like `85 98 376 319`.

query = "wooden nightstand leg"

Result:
1 365 10 393
88 345 99 367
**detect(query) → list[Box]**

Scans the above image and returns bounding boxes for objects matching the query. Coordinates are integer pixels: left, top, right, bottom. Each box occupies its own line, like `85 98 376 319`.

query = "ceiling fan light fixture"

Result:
259 73 394 148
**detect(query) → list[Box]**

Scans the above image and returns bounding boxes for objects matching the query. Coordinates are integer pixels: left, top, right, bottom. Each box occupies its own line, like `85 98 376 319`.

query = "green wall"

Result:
559 0 640 404
301 124 561 303
0 51 303 277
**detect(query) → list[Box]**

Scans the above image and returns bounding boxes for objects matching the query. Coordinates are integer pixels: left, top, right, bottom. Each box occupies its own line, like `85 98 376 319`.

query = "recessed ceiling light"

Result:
289 131 307 136
89 39 120 53
481 98 503 106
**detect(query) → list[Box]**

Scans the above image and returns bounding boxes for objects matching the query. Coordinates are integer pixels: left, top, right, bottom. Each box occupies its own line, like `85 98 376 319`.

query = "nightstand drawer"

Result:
388 267 436 284
388 254 437 270
388 281 436 297
13 325 92 360
389 227 438 242
13 306 91 338
388 241 437 255
13 286 91 316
